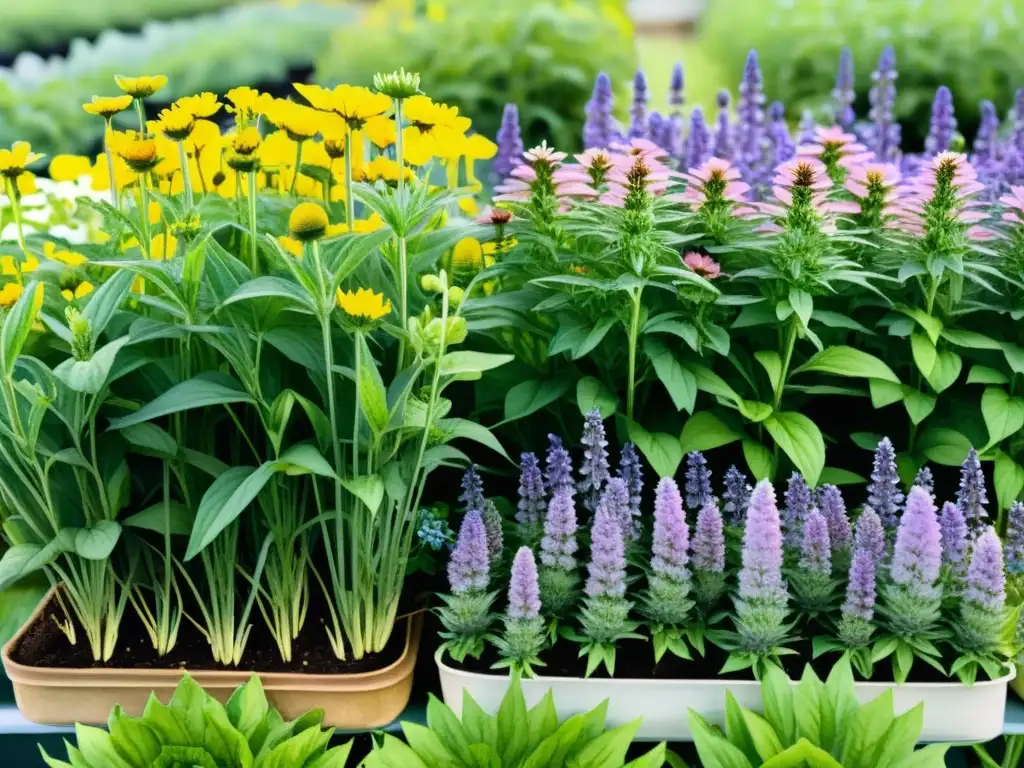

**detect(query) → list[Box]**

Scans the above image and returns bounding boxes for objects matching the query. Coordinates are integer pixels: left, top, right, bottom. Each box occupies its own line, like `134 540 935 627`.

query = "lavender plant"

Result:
789 509 839 617
538 485 580 621
493 546 546 677
721 465 752 526
438 509 497 661
516 452 546 544
578 408 610 515
691 499 728 620
684 450 713 511
939 501 968 594
617 441 643 539
867 437 903 532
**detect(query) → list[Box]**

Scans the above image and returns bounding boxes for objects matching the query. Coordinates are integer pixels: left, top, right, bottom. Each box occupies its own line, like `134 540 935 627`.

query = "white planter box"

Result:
436 649 1013 742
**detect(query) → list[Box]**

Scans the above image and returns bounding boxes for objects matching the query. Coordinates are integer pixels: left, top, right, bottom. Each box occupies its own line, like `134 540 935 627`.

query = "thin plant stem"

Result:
395 99 404 197
135 99 147 134
4 177 30 276
138 175 152 259
177 141 194 210
247 171 259 275
626 288 643 421
290 140 304 196
353 330 361 477
344 126 355 230
774 319 798 410
103 120 120 208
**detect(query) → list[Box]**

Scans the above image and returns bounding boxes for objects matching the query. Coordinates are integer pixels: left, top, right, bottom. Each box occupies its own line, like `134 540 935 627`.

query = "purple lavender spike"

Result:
1006 502 1024 575
712 89 734 161
692 500 725 574
797 109 816 145
683 106 711 170
540 486 579 570
669 62 684 110
722 466 752 526
832 47 856 129
685 451 713 511
494 104 525 179
652 477 689 581
517 452 546 528
964 527 1006 612
767 100 795 171
735 50 766 183
973 100 999 173
782 472 812 549
854 506 886 562
955 448 988 525
618 442 644 537
598 477 633 540
738 480 786 602
584 72 620 149
891 487 942 598
460 465 485 514
867 437 904 531
924 86 956 157
585 501 627 598
579 410 610 515
508 546 541 619
842 547 877 622
448 509 489 594
939 501 968 572
545 434 574 497
800 509 832 574
868 45 901 163
629 69 649 140
817 484 852 552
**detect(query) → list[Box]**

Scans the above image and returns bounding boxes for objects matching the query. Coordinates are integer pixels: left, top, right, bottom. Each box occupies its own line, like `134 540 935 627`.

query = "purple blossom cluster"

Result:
867 437 904 531
1006 502 1024 574
579 409 610 514
782 472 812 549
684 451 713 510
956 448 989 525
516 452 546 529
721 465 752 526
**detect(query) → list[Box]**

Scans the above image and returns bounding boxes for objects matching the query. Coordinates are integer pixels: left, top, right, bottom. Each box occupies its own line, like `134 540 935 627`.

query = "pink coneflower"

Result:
610 137 667 160
798 125 872 168
524 143 567 165
999 185 1024 226
599 153 673 207
669 157 749 209
494 142 597 202
683 252 721 279
574 148 615 186
844 162 902 224
895 152 990 239
476 207 514 226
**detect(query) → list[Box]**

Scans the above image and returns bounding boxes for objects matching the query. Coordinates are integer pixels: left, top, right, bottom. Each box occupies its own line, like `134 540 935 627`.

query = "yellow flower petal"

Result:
49 154 92 182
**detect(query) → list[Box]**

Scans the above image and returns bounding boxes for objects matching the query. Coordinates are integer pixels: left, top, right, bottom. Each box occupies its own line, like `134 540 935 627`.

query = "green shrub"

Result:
699 0 1024 146
0 2 355 158
0 0 240 54
314 0 636 152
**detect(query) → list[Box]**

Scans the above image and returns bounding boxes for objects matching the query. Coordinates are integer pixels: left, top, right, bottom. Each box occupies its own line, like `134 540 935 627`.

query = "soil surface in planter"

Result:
11 589 408 675
453 637 955 685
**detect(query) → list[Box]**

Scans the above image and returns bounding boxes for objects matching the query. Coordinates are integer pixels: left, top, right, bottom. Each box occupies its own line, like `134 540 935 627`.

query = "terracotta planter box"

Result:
2 588 423 728
437 649 1013 743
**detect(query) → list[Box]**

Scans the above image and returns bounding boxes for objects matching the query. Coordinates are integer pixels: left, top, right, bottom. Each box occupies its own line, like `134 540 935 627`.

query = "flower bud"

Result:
66 307 93 361
420 274 443 294
448 286 465 306
373 68 422 100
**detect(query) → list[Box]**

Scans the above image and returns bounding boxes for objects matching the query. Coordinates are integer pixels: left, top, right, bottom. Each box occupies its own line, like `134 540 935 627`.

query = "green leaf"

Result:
123 502 194 536
440 418 511 462
74 521 121 560
109 374 255 430
439 351 514 376
994 450 1024 511
724 693 759 765
872 703 925 768
574 317 616 359
890 744 950 768
742 439 776 481
567 719 641 767
356 333 388 434
0 545 44 591
738 400 773 423
628 420 683 478
909 333 936 378
818 467 866 485
812 310 874 335
902 390 936 425
687 364 742 404
120 423 178 460
923 349 961 393
917 428 972 466
680 412 741 453
185 464 277 560
1002 343 1024 375
755 351 783 392
74 724 134 768
741 710 785 761
576 376 618 418
981 386 1024 447
82 270 134 341
400 722 456 765
645 319 699 350
789 288 812 328
760 663 797 746
840 690 896 767
341 475 385 516
869 379 904 408
645 337 697 413
896 306 943 344
53 336 131 394
763 412 826 486
967 365 1009 385
688 710 755 768
793 346 900 383
277 443 336 478
0 282 42 376
503 375 573 423
219 276 317 313
940 328 1001 350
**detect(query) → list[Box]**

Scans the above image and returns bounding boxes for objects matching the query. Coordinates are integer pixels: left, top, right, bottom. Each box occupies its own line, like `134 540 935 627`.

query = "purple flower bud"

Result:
584 72 621 149
482 500 503 566
598 477 632 540
684 106 711 171
1006 501 1024 575
579 410 610 514
868 45 901 163
545 434 574 497
494 104 525 179
629 69 648 140
738 480 786 602
722 465 752 526
685 451 713 511
817 484 852 552
939 501 968 571
973 100 1000 172
712 89 734 161
460 464 485 514
1014 88 1024 154
767 100 796 170
448 509 489 595
964 527 1006 612
842 547 877 622
692 500 726 573
854 506 886 562
867 437 904 531
800 509 832 575
782 472 812 549
669 62 684 109
618 442 644 535
517 452 546 528
890 487 942 596
508 546 541 619
585 501 628 599
736 50 766 182
540 486 578 570
1003 144 1024 190
913 465 934 495
956 447 988 524
652 478 690 581
924 86 957 158
832 47 856 129
647 111 668 152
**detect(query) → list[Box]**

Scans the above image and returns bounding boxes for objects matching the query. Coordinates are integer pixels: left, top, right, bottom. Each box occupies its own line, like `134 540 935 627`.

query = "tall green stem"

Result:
177 141 194 210
4 178 29 275
774 319 799 410
626 288 643 421
135 99 147 134
352 331 361 477
247 172 259 275
104 120 120 209
138 175 152 259
344 126 355 231
290 140 304 196
394 99 404 197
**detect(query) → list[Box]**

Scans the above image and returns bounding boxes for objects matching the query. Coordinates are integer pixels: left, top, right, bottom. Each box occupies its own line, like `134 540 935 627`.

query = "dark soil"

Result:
453 635 959 685
11 586 410 675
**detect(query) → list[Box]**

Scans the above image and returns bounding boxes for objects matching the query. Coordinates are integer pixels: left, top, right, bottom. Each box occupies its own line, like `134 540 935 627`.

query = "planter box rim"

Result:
4 586 422 692
435 647 1017 689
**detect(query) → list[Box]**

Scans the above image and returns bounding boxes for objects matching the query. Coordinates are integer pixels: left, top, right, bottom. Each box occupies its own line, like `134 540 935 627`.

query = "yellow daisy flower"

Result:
358 156 413 186
289 202 329 242
336 287 391 322
452 237 484 271
114 74 168 99
264 100 321 142
49 154 92 182
109 131 160 173
294 83 390 128
278 235 303 258
225 86 263 124
62 281 95 302
0 282 23 308
174 92 222 119
157 106 196 141
82 95 133 119
226 127 263 173
0 142 45 179
364 115 397 149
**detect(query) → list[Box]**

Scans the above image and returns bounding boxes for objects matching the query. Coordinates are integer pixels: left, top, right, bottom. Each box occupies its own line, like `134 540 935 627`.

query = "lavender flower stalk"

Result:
642 478 695 661
973 100 1000 177
482 500 504 568
790 509 837 614
854 505 886 562
879 487 943 681
575 495 641 676
544 434 574 496
685 451 713 511
939 501 968 592
712 89 734 161
868 45 901 163
735 50 766 184
832 47 856 129
583 72 620 149
798 109 816 145
692 500 727 611
730 480 791 668
494 104 524 180
539 486 580 617
684 106 711 171
629 69 648 140
838 547 878 651
956 447 989 525
460 464 485 514
722 466 752 526
782 472 812 549
954 528 1008 668
924 85 957 158
579 409 610 515
1006 502 1024 575
669 62 684 111
767 101 796 173
438 509 496 661
516 452 546 537
817 484 852 557
867 437 904 531
913 465 934 495
493 547 546 676
618 442 644 539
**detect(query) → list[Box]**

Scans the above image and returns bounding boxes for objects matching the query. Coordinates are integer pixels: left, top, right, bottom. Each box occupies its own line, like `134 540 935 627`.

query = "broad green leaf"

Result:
941 328 1001 350
120 423 178 460
755 351 783 392
440 418 511 462
400 723 456 765
763 412 826 487
923 349 961 393
219 276 317 313
902 390 936 425
439 351 514 376
123 502 194 536
869 379 904 408
567 719 641 767
185 464 277 560
738 400 773 423
82 270 134 340
967 365 1009 385
909 332 936 378
789 288 812 328
679 411 741 453
818 467 866 485
850 432 884 450
0 282 42 376
53 336 131 394
981 386 1024 447
74 521 121 560
576 376 618 418
0 545 43 591
628 420 683 478
917 427 971 466
688 710 755 768
503 375 573 423
890 744 950 768
573 317 616 359
793 346 899 383
645 338 697 413
497 679 532 767
73 724 134 768
872 703 924 768
341 475 385 515
760 663 797 746
356 333 388 434
109 374 254 430
277 443 336 478
741 710 785 761
687 363 742 404
994 450 1024 511
107 710 161 765
840 690 896 767
1002 342 1024 375
645 318 699 350
724 693 759 765
760 740 844 768
896 306 943 344
743 439 776 481
812 310 873 335
622 744 669 768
